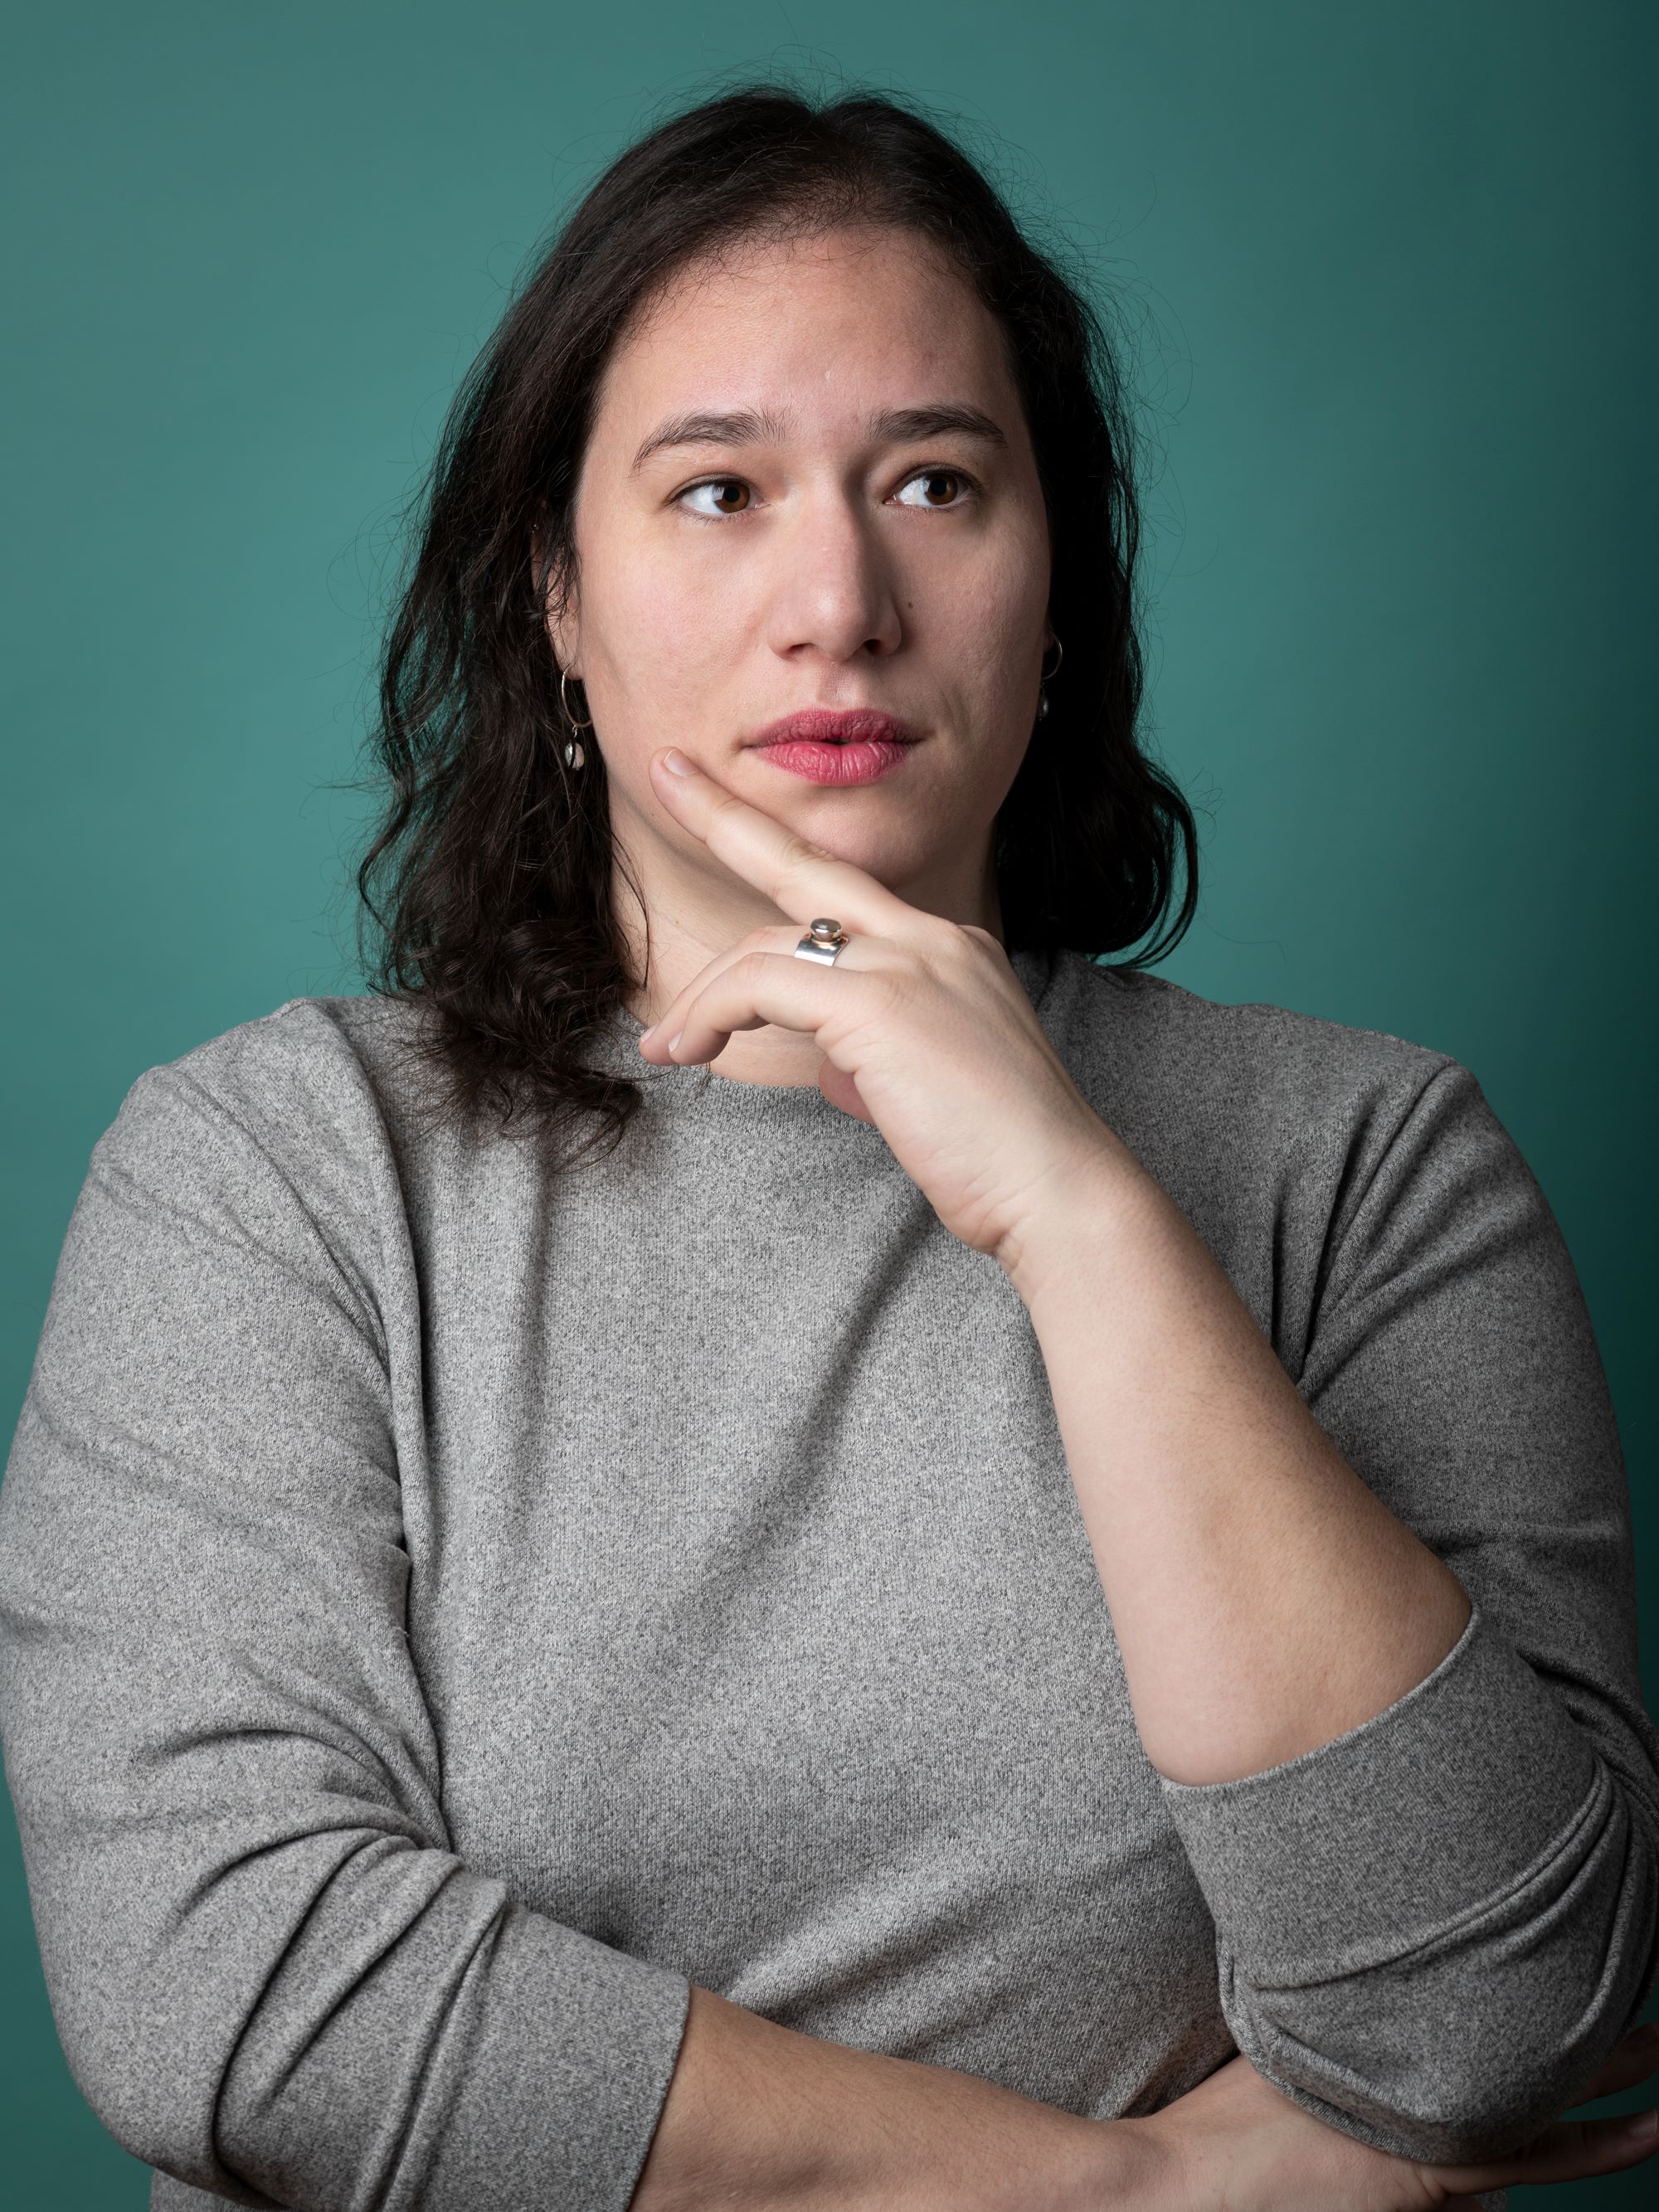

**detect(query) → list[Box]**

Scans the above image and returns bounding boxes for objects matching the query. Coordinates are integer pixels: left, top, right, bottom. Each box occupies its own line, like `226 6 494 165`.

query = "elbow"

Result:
1224 1782 1659 2166
1318 2049 1608 2171
1235 2013 1593 2169
1227 1959 1659 2169
48 1998 231 2191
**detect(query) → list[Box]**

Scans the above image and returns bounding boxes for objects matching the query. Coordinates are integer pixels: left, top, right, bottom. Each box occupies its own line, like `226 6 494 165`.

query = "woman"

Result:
0 81 1655 2212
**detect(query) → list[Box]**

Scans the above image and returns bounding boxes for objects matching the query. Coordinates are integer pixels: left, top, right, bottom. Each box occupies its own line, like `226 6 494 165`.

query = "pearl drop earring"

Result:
558 667 591 769
1038 634 1063 721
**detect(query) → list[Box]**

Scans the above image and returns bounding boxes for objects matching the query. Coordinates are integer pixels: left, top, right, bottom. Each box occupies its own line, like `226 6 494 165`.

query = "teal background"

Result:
2 0 1654 2200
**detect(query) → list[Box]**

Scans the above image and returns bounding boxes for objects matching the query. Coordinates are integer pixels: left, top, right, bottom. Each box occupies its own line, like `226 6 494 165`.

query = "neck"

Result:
610 834 1005 1090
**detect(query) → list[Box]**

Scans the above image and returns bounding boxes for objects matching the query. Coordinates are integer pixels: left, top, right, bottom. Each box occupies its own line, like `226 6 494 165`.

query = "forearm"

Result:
1007 1142 1472 1787
629 1980 1155 2211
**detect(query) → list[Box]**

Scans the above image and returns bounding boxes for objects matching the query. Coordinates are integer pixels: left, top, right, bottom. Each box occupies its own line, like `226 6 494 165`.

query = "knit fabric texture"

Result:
1 945 1654 2210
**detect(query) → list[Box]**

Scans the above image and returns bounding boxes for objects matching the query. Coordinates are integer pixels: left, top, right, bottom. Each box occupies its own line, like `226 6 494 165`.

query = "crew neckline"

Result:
584 941 1059 1118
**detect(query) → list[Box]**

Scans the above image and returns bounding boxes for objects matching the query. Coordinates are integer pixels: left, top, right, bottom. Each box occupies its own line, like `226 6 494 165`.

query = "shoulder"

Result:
103 993 430 1158
1042 951 1536 1268
1048 950 1462 1174
1044 955 1559 1369
85 997 438 1320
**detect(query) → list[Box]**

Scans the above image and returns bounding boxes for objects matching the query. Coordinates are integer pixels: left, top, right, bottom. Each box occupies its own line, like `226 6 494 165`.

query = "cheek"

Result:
918 498 1047 617
926 537 1048 679
587 537 744 696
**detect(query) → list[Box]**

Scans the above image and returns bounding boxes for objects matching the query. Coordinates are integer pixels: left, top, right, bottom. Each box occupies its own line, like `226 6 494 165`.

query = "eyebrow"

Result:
629 402 1009 474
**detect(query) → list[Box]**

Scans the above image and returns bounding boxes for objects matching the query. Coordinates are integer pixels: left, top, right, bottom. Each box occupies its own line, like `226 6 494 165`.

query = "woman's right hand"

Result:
1121 2023 1659 2211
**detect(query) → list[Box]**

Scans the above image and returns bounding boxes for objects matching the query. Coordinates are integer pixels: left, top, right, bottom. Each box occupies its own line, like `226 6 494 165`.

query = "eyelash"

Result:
672 464 982 522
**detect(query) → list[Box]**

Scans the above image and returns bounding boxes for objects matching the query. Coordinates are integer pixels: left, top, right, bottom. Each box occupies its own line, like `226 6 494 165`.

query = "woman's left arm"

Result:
1006 1055 1659 2171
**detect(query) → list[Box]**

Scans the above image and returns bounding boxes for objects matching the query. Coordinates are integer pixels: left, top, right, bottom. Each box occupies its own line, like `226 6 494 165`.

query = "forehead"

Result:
591 224 1018 441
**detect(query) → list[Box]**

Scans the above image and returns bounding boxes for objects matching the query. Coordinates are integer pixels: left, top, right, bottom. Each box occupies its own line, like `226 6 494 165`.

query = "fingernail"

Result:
661 747 697 776
1622 2108 1659 2140
668 1031 684 1055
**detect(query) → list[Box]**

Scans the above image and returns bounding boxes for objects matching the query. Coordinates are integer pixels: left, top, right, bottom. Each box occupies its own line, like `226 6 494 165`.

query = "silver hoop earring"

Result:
559 668 591 769
1037 634 1063 722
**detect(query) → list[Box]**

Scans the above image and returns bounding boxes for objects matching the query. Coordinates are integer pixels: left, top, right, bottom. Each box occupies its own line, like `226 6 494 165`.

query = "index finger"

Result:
649 747 920 936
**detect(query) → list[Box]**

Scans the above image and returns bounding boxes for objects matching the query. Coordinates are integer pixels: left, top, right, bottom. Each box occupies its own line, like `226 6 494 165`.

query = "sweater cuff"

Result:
1157 1602 1601 1983
422 1914 691 2210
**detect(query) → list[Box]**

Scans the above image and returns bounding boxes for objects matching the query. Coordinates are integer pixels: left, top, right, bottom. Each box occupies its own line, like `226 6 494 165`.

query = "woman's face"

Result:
543 220 1053 1014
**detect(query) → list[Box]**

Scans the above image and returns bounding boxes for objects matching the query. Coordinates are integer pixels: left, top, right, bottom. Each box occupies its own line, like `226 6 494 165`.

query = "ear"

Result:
530 518 581 676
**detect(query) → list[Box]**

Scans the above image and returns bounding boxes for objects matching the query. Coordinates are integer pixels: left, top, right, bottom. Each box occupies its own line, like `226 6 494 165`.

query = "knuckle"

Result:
926 915 978 955
777 831 825 873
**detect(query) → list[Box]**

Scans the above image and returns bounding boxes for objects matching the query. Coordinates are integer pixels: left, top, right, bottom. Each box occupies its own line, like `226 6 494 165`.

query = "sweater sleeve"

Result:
1156 1055 1659 2166
0 1057 692 2210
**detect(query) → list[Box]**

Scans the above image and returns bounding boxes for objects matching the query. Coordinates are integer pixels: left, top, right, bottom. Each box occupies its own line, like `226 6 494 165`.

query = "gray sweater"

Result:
1 945 1654 2211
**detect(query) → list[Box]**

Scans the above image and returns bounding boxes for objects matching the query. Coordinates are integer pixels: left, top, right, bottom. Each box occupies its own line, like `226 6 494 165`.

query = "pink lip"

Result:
744 708 922 788
746 708 919 749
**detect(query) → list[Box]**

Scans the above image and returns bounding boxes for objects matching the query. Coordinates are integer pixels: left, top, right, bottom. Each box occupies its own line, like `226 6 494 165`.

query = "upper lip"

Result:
746 708 920 747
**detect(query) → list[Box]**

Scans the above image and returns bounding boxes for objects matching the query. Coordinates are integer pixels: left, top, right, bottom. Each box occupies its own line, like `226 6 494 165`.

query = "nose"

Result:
760 485 905 668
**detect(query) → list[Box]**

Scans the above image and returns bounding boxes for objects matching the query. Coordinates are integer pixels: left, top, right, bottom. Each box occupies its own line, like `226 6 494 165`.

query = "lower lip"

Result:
752 738 917 785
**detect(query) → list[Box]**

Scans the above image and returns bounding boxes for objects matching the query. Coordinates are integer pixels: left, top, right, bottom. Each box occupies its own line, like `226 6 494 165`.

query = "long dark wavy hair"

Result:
347 75 1199 1170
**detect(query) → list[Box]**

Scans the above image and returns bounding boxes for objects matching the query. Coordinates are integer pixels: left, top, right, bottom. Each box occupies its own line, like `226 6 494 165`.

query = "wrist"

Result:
844 2055 1170 2212
1000 1138 1164 1314
1069 2113 1180 2212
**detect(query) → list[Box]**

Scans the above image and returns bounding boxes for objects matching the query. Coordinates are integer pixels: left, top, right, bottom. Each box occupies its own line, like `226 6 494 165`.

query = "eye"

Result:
893 467 976 510
677 478 754 518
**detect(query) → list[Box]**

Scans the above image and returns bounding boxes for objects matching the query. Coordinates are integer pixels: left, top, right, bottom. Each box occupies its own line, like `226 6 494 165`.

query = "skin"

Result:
541 219 1053 1085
